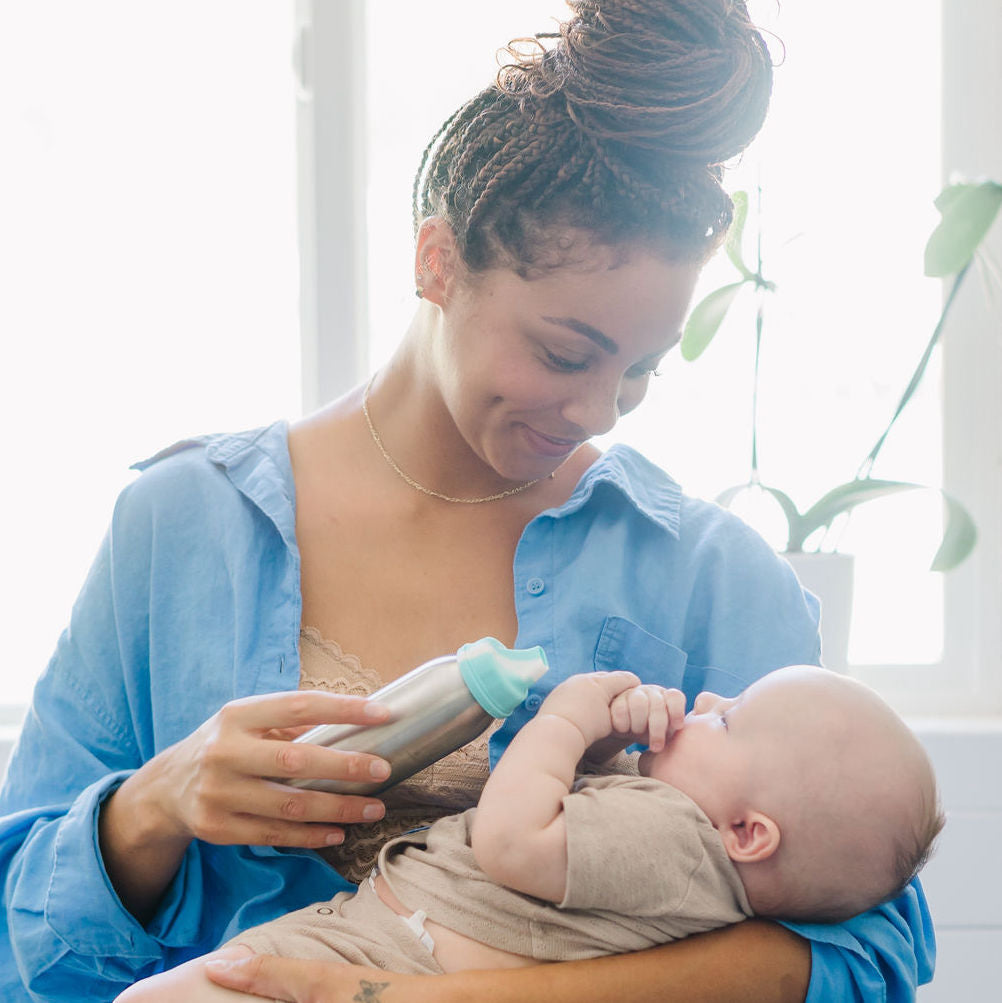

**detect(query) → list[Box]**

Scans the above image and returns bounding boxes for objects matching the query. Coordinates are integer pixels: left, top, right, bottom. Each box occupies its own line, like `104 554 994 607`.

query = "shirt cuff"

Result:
782 879 935 1003
44 772 202 959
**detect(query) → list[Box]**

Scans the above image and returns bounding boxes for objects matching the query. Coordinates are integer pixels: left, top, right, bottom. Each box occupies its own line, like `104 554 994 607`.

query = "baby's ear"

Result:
720 810 780 863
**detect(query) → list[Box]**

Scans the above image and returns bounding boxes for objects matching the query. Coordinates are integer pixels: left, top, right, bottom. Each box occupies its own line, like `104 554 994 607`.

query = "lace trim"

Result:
299 625 384 695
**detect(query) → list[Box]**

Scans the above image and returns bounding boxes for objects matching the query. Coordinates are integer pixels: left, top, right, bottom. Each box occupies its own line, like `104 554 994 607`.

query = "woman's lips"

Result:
521 424 584 458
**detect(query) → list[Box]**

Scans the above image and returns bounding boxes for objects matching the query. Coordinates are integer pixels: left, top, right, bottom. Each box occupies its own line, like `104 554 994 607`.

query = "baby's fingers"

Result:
589 670 643 700
664 688 687 737
609 686 650 736
646 688 688 751
643 689 670 751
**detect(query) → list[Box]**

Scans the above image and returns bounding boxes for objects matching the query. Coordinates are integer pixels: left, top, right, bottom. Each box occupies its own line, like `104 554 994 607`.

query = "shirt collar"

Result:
132 421 297 551
553 443 682 537
133 429 680 541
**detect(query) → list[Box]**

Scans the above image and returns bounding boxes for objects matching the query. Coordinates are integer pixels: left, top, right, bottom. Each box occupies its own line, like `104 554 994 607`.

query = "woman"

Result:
0 2 933 1001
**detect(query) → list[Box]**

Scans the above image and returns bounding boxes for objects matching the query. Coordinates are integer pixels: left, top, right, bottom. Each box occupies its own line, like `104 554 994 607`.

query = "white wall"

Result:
917 726 1002 1000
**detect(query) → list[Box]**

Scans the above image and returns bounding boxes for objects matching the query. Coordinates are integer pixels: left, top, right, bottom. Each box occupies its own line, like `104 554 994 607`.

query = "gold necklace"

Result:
361 376 544 504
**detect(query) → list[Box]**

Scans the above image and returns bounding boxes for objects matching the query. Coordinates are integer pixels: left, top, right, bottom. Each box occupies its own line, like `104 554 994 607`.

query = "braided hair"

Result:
413 0 773 273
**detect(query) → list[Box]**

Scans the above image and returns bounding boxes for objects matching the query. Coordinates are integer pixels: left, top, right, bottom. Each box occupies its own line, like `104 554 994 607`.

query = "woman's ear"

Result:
720 810 780 864
414 216 461 306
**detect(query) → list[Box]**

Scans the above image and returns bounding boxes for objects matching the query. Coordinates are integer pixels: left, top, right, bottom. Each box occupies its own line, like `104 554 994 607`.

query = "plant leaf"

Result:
925 181 1002 277
714 482 804 553
790 479 976 570
715 483 751 508
725 191 755 280
681 282 745 361
792 480 922 551
757 485 804 550
930 493 978 571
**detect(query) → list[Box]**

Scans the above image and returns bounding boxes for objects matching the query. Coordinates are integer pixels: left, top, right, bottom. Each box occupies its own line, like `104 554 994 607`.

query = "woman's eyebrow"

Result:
540 315 619 354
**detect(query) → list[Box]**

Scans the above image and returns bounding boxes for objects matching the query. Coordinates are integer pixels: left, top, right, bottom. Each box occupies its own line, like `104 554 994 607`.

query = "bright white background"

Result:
0 2 301 706
0 3 999 998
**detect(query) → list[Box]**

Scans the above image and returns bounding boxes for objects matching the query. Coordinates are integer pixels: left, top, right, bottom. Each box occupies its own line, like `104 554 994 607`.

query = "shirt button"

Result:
524 693 543 711
526 577 545 596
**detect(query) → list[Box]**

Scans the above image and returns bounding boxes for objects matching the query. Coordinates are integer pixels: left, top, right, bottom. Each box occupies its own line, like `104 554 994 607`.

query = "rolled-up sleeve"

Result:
1 428 339 1000
3 775 211 995
0 479 217 999
785 879 936 1003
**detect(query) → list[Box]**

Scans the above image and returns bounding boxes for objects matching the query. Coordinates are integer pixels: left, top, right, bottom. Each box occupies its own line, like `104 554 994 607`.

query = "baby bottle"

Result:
287 636 548 795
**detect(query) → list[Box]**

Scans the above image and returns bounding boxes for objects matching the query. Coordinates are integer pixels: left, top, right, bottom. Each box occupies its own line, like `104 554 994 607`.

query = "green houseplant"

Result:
682 179 1002 573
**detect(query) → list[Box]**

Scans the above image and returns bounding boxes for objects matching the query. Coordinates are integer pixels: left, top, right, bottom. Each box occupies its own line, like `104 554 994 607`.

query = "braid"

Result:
414 0 771 270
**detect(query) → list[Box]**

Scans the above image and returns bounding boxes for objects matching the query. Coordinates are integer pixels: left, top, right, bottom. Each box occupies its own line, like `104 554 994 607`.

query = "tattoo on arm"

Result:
353 979 391 1002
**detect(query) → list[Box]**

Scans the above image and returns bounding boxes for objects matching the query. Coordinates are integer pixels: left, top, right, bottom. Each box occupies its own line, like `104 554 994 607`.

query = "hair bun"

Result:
417 0 774 268
505 0 772 164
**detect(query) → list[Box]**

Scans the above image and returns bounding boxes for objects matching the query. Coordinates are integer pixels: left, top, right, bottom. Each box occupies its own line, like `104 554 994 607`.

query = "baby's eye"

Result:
544 350 590 373
720 713 729 731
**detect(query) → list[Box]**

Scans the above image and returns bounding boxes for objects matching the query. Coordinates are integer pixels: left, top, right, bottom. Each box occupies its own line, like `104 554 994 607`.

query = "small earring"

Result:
415 282 425 299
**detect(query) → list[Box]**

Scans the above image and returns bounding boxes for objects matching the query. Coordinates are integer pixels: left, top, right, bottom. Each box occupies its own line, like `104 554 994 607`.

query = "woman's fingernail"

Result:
364 702 389 719
205 944 254 968
363 803 385 820
369 759 391 779
217 945 254 959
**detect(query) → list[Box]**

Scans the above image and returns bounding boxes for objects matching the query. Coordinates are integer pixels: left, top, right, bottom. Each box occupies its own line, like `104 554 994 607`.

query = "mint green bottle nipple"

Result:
457 636 549 717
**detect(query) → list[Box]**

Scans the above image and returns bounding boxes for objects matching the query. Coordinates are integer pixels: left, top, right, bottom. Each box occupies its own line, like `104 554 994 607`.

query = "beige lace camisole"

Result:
297 626 500 885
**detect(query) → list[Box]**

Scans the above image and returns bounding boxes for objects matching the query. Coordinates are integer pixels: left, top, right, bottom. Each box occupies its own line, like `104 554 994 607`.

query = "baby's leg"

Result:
114 947 254 1003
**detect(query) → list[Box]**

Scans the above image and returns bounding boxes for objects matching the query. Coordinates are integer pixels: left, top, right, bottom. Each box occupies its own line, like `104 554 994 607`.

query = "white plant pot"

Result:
783 551 855 673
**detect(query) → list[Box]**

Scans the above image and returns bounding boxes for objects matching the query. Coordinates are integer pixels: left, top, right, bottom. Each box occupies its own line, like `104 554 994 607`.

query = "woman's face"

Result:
433 243 701 483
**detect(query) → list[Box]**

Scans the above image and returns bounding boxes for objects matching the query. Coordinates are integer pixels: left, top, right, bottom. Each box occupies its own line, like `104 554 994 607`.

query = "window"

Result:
0 2 301 707
4 3 998 717
338 0 1000 714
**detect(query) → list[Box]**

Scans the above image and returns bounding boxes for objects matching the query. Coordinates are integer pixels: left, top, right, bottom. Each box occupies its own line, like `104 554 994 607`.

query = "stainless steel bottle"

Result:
286 636 549 795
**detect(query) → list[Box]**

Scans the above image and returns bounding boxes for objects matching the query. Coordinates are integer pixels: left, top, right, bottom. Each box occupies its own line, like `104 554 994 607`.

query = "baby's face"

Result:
638 666 827 829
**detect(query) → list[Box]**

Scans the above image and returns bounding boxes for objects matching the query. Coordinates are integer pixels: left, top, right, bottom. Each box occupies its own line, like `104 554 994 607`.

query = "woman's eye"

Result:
627 365 661 379
544 350 589 373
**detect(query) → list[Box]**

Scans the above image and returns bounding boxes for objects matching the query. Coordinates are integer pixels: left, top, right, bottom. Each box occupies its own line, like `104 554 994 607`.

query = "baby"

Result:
118 665 943 1000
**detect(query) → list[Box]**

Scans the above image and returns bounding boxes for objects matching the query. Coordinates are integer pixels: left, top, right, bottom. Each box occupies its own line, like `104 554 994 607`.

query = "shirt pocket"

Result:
593 615 688 690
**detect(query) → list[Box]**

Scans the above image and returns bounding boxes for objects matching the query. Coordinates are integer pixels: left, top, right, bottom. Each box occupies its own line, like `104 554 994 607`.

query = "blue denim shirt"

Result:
0 422 935 1001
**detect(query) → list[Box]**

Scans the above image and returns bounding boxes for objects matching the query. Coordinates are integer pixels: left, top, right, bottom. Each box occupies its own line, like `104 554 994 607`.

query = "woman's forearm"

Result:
435 921 810 1003
207 920 812 1003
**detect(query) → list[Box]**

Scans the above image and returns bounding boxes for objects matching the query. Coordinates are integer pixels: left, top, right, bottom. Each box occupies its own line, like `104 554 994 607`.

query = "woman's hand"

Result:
99 691 392 921
205 952 421 1003
147 691 392 848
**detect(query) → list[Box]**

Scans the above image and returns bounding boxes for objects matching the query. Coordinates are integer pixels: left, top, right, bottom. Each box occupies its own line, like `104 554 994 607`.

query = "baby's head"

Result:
639 665 944 923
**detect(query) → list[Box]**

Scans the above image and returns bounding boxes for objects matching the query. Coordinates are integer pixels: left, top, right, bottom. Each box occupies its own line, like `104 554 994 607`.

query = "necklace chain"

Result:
361 376 544 504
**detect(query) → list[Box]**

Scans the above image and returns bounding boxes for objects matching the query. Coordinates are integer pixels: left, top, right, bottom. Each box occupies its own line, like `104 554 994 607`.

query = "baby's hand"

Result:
537 671 642 746
609 684 686 752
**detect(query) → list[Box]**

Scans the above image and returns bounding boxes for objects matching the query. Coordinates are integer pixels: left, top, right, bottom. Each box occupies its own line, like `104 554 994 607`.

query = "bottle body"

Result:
288 655 494 795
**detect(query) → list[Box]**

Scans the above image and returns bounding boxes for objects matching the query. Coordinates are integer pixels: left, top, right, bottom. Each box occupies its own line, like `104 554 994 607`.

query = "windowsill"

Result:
908 716 1002 734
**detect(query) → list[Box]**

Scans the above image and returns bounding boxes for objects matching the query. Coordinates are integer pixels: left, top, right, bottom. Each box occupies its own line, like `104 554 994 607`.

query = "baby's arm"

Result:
470 671 684 903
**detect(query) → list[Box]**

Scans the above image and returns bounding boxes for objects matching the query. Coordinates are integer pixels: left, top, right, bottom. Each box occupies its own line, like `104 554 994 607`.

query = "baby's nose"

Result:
691 691 715 714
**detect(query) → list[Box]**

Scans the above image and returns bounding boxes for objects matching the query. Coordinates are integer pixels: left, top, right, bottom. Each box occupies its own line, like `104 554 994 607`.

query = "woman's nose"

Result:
561 381 623 438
